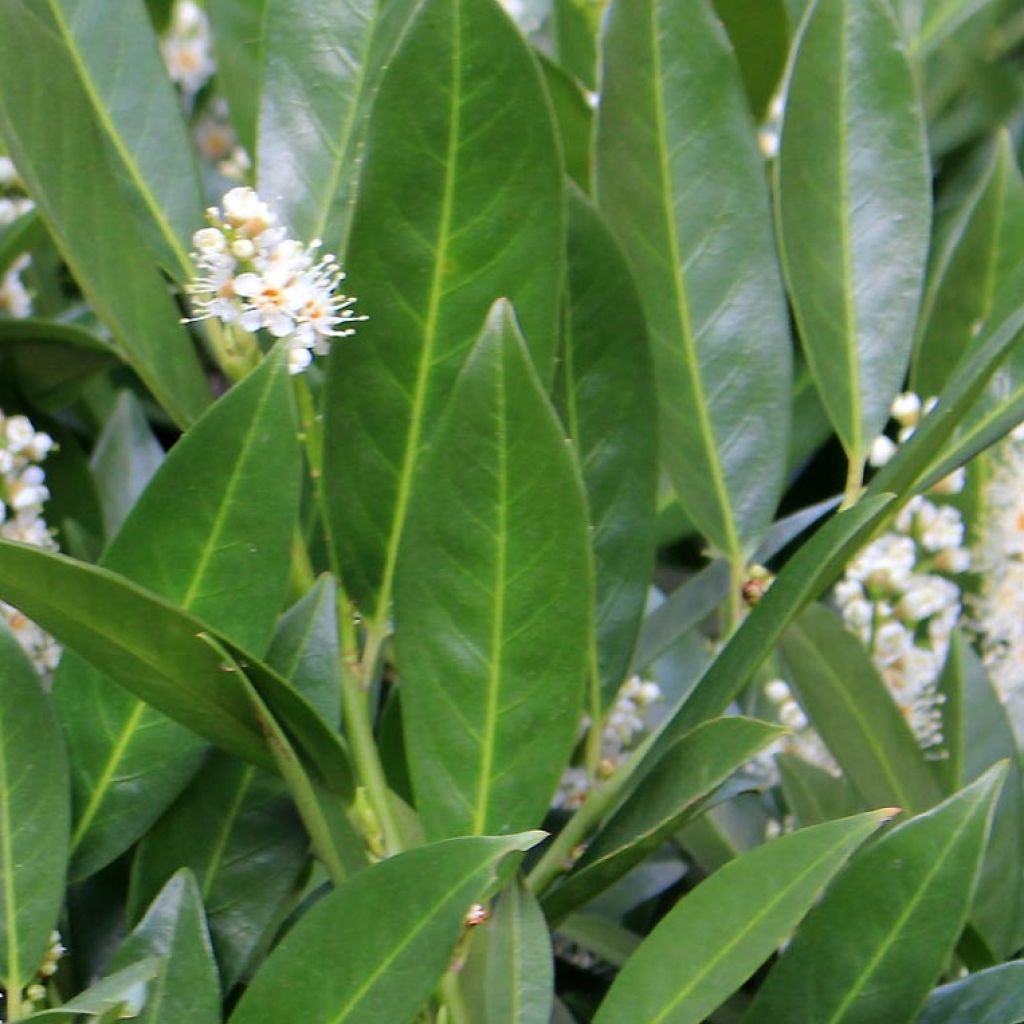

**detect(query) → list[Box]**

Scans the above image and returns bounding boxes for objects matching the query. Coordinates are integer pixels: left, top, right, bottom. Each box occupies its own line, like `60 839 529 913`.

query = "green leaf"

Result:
0 207 43 277
0 0 209 426
53 348 301 879
25 959 161 1021
257 0 419 255
910 0 1001 60
712 0 791 118
129 753 308 992
543 718 784 923
913 133 1024 398
557 189 657 704
89 390 165 542
917 961 1024 1024
0 624 69 993
323 0 564 623
536 53 593 193
395 301 592 839
777 753 858 827
555 914 641 969
596 0 792 561
780 603 944 814
109 871 220 1024
265 575 342 728
776 0 931 465
593 811 888 1024
229 833 542 1024
745 765 1007 1024
644 495 894 764
553 0 598 88
207 0 268 156
485 876 554 1024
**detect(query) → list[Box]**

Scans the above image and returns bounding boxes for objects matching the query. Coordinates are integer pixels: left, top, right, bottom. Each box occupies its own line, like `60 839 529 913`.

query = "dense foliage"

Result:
0 0 1023 1020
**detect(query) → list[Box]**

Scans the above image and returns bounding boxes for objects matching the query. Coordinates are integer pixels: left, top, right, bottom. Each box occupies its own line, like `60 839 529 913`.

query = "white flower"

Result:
161 0 215 100
868 434 898 467
764 679 791 704
891 392 922 427
898 576 959 623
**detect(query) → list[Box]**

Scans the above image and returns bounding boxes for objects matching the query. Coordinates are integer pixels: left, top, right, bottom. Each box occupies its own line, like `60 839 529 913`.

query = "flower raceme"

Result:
185 187 366 375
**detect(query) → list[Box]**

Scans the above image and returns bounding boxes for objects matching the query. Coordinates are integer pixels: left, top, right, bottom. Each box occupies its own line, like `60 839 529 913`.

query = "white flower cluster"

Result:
971 424 1024 739
185 188 365 374
0 411 60 676
554 675 662 810
161 0 216 102
0 156 34 319
195 99 251 182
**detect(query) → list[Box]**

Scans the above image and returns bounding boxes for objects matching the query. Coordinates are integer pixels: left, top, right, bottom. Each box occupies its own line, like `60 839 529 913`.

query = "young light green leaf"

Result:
0 0 209 426
544 718 784 923
746 764 1007 1024
89 390 165 542
257 0 420 255
777 0 931 466
596 0 792 561
917 961 1024 1024
323 0 564 625
54 347 301 879
0 624 69 995
229 834 543 1024
780 603 944 814
396 301 592 839
129 753 308 992
593 811 889 1024
485 876 554 1024
265 575 342 727
913 133 1024 398
557 189 657 705
108 871 220 1024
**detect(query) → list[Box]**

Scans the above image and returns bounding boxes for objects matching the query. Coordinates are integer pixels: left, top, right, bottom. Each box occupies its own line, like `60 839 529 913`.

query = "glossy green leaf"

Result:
323 0 564 623
0 0 209 426
208 0 268 156
229 833 542 1024
910 0 1001 60
557 190 657 704
644 495 894 765
537 53 593 193
913 134 1024 397
781 604 944 814
544 718 784 923
54 348 301 879
486 875 554 1024
712 0 791 118
918 961 1024 1024
257 0 419 254
596 0 791 561
746 765 1006 1024
129 753 308 992
777 753 858 827
0 624 69 993
265 575 341 727
396 301 591 839
594 811 888 1024
25 959 161 1022
777 0 931 464
109 871 220 1024
89 390 165 542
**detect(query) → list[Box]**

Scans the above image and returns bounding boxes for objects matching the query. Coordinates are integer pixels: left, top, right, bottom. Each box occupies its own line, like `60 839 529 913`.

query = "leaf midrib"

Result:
648 2 741 562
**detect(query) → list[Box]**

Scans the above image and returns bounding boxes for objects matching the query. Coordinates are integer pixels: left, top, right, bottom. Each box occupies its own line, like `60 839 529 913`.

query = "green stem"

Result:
287 527 316 601
723 558 745 639
439 973 471 1024
7 985 23 1021
841 454 865 510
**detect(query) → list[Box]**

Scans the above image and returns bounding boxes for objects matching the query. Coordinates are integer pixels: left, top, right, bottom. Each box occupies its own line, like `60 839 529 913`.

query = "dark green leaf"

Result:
593 811 888 1024
777 0 931 465
596 0 791 561
712 0 791 118
557 189 657 704
396 301 592 839
129 753 308 992
746 765 1007 1024
544 718 784 922
553 0 597 88
918 961 1024 1024
265 575 341 728
323 0 565 624
257 0 419 254
537 53 593 192
0 2 209 425
109 871 220 1024
54 347 301 879
0 624 69 993
777 753 858 827
780 603 944 814
229 834 542 1024
486 876 554 1024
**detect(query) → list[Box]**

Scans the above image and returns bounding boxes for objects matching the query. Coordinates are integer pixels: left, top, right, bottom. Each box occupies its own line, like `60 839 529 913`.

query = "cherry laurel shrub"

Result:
0 0 1022 1020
